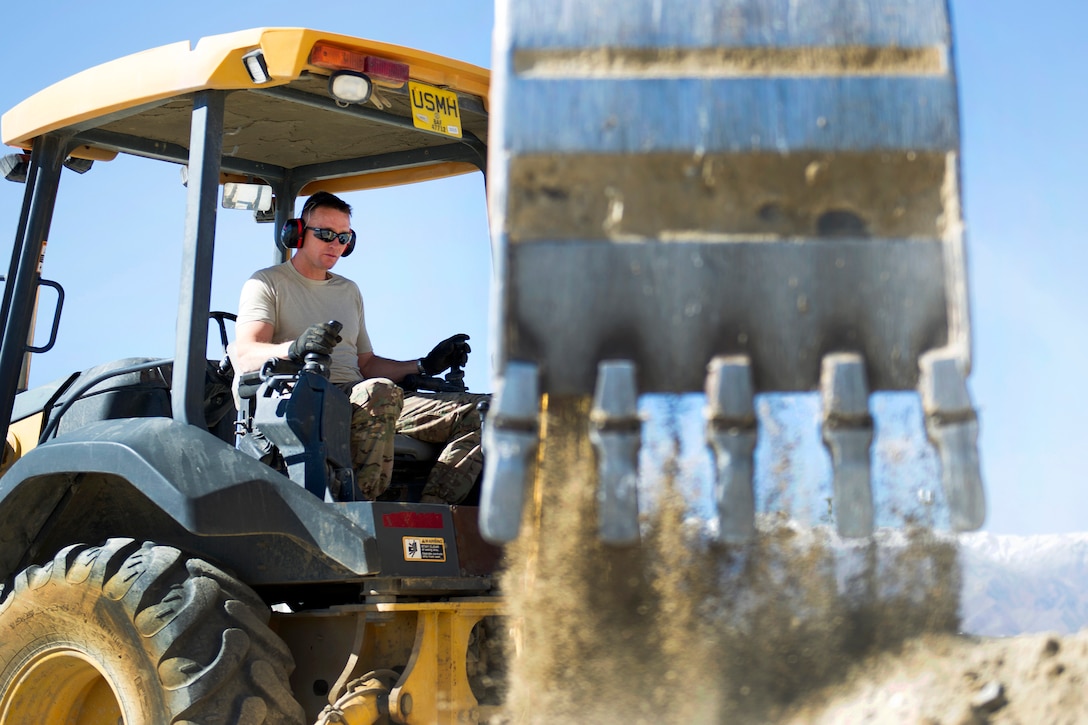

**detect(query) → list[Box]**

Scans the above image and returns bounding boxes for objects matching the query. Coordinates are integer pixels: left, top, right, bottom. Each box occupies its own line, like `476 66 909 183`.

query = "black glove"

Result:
421 333 471 375
288 322 341 362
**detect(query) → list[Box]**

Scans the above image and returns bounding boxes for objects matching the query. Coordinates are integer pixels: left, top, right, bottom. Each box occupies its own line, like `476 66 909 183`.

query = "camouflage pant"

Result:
399 390 488 504
344 378 403 500
343 378 487 503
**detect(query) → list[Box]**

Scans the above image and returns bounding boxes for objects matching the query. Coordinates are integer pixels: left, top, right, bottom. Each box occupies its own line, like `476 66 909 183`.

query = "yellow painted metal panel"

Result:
297 162 480 196
2 27 488 150
1 412 42 475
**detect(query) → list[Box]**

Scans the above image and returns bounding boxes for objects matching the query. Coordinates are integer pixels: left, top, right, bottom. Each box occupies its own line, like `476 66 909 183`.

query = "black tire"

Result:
0 538 305 724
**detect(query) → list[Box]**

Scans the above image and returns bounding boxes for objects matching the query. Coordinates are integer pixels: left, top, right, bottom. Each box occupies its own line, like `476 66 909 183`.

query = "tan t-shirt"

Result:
237 261 373 385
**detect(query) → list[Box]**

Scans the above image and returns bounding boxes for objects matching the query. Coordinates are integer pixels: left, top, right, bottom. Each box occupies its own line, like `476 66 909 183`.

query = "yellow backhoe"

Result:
0 2 982 722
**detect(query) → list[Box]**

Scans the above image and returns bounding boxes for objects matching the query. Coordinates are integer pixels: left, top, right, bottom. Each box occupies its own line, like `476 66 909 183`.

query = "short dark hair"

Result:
301 191 352 220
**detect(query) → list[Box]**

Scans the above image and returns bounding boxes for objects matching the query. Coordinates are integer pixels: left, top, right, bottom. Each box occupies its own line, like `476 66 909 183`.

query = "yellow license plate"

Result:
408 81 462 138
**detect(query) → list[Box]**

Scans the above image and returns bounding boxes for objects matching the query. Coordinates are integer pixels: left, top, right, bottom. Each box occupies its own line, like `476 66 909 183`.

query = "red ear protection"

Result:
279 219 356 257
279 218 305 249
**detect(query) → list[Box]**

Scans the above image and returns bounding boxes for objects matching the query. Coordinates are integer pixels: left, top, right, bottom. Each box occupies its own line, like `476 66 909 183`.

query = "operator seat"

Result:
392 434 441 462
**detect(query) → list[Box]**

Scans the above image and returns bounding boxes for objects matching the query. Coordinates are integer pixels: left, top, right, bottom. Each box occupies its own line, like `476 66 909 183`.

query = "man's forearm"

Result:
359 355 417 383
234 340 292 374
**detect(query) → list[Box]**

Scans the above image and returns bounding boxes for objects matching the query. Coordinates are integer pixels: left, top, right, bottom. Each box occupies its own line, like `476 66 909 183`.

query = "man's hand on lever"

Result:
420 334 471 376
288 321 342 372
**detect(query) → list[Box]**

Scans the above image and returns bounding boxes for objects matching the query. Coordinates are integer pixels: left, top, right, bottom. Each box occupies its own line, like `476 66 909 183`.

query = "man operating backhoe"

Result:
233 190 486 503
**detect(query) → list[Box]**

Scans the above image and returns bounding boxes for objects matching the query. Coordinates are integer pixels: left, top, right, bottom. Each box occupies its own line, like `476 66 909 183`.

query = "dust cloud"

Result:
493 396 961 724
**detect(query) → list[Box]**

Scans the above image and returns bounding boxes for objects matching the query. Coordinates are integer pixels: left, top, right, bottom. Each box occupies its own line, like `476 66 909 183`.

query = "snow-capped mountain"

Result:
958 531 1088 637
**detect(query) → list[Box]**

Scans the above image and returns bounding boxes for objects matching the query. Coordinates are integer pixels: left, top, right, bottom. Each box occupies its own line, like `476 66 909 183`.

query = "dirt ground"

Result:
778 629 1088 725
492 401 1088 724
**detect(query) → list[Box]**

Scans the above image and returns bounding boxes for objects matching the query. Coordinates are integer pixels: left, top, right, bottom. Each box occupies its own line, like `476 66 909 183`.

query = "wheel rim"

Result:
3 648 123 725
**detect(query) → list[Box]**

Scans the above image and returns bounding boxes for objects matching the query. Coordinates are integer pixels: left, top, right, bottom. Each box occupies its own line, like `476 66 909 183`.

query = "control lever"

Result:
303 320 342 378
303 353 331 378
444 362 466 390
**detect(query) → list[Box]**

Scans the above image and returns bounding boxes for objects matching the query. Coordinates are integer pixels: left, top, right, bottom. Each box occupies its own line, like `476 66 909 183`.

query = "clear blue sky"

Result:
0 1 1083 536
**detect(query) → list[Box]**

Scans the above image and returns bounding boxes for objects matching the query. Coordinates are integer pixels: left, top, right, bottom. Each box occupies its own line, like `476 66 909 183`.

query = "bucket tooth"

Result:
589 360 642 545
919 351 985 531
820 353 874 538
705 355 757 544
479 362 541 544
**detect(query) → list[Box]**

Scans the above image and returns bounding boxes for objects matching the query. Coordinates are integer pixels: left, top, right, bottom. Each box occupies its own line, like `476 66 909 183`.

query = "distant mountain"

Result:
958 531 1088 637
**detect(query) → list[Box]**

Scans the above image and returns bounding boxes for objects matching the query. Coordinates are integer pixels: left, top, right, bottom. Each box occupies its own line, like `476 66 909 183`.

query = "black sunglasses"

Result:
306 226 355 246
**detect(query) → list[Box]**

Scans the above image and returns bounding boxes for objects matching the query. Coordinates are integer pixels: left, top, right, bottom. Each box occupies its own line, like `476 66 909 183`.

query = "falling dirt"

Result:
490 397 1087 723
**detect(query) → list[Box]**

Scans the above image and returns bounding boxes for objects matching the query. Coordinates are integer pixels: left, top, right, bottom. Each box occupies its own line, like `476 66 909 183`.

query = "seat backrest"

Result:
393 434 441 462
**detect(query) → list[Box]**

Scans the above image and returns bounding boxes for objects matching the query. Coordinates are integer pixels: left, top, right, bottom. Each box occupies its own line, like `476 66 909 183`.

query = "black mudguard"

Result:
0 416 380 585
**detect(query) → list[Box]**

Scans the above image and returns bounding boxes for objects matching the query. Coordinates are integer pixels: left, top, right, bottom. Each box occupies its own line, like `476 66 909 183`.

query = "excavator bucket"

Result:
480 0 984 544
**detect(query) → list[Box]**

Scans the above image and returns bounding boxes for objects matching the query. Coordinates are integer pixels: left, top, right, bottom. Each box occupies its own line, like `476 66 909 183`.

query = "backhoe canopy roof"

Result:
1 27 490 193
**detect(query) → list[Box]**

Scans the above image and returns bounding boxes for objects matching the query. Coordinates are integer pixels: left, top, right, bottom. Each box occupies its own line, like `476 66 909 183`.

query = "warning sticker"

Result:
402 536 447 562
